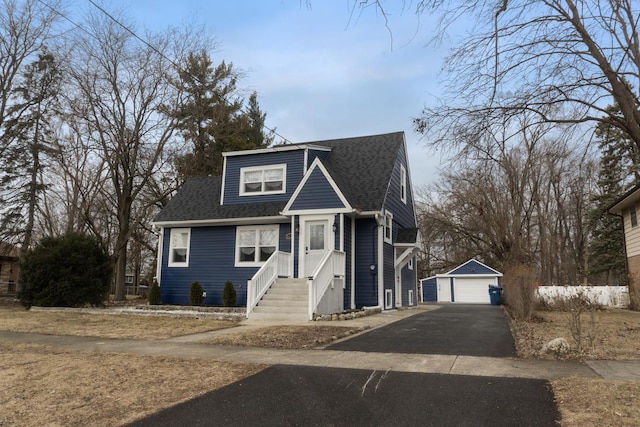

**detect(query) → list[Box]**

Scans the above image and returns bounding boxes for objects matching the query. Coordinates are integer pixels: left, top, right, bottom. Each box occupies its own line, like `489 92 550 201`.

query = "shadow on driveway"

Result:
326 304 517 357
129 365 558 427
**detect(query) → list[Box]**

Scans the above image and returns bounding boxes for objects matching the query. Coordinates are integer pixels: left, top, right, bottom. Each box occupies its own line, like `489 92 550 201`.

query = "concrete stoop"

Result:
248 278 310 323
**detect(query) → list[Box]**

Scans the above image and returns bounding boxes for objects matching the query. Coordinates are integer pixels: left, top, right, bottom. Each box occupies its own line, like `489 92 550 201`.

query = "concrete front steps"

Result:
248 278 309 323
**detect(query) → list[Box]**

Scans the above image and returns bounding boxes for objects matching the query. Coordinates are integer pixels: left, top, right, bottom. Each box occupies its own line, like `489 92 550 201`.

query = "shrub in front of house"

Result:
189 281 204 306
17 233 112 309
223 281 236 307
148 279 161 305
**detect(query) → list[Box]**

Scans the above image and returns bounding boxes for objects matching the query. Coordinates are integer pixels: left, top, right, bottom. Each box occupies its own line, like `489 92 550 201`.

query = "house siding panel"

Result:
161 224 291 306
343 216 352 309
354 218 378 308
307 148 332 165
624 208 640 257
289 168 346 211
401 258 417 306
382 141 417 230
223 150 305 205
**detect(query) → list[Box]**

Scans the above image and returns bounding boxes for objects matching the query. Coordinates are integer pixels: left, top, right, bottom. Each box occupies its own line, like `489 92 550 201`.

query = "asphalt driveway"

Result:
130 365 559 427
130 304 560 426
326 304 517 357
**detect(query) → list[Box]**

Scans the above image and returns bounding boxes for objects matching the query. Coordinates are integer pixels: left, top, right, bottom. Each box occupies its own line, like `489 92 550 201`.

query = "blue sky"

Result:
100 1 449 188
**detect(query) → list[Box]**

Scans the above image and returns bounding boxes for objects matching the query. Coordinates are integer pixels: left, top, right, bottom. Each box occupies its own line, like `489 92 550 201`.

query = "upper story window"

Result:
384 211 393 244
400 165 407 204
240 164 286 196
631 204 638 228
169 228 191 267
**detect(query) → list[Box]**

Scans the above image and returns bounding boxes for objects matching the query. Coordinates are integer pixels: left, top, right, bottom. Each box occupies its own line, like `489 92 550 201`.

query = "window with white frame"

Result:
400 165 407 204
240 165 286 195
236 225 279 266
384 211 393 244
385 289 393 309
169 228 191 267
408 257 414 270
632 204 638 228
408 290 414 306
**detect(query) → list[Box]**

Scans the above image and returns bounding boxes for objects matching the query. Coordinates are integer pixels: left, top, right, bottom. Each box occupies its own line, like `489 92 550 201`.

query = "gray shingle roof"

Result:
310 132 404 212
154 132 404 223
396 228 419 244
154 176 286 223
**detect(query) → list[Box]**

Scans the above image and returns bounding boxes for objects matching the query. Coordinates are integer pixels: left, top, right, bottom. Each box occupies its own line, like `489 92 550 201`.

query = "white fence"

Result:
536 286 629 308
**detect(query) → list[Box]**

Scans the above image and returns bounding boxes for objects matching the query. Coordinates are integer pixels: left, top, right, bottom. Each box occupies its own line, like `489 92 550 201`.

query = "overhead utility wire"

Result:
35 0 293 145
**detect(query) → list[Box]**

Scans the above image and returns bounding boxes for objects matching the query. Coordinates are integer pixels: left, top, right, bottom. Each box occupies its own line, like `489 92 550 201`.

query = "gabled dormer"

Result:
220 144 332 205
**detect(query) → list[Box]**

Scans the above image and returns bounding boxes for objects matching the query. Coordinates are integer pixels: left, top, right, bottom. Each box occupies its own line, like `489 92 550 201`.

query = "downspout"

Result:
375 212 385 308
153 225 163 286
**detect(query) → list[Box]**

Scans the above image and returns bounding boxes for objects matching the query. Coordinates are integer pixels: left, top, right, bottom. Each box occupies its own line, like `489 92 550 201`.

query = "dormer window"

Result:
240 164 286 196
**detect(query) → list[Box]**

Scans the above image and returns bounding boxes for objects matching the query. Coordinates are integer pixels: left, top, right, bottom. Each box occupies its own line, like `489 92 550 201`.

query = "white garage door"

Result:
453 278 491 304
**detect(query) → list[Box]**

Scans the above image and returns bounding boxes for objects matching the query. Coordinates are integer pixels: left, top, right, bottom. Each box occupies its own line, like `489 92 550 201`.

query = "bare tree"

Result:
416 117 598 285
0 0 63 135
63 10 205 301
406 0 640 158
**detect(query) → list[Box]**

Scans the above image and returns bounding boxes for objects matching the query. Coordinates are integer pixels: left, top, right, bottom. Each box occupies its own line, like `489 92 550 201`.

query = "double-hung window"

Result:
384 211 393 244
236 225 279 266
169 228 190 267
240 165 286 195
400 165 407 204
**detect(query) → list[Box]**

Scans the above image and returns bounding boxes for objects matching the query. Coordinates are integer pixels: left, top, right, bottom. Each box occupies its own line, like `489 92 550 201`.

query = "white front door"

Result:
303 219 329 276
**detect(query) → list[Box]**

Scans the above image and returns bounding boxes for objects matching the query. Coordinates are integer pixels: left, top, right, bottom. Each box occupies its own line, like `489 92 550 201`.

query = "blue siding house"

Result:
152 132 420 321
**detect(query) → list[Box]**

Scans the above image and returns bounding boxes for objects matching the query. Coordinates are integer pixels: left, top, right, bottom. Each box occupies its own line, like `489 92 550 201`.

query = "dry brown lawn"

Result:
510 307 640 427
204 325 366 349
0 341 265 427
0 307 237 339
3 302 640 426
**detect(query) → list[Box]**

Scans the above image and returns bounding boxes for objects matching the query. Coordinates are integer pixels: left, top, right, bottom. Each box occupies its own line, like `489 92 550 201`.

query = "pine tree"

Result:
587 104 633 285
169 52 273 180
0 51 60 257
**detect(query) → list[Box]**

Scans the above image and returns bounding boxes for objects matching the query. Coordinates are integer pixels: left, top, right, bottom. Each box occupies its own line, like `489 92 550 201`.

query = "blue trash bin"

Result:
488 285 503 305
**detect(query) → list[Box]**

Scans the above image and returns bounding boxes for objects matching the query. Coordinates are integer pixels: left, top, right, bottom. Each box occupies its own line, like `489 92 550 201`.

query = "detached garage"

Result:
421 259 502 304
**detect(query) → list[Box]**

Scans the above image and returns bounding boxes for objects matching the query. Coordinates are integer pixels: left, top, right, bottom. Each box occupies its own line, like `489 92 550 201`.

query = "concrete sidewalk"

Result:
2 304 639 381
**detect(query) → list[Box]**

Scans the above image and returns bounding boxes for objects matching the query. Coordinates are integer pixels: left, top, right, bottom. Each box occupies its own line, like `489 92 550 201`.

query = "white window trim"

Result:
385 289 393 309
239 164 287 196
384 211 393 244
408 257 414 270
408 290 414 306
400 165 407 204
235 225 280 267
168 228 191 267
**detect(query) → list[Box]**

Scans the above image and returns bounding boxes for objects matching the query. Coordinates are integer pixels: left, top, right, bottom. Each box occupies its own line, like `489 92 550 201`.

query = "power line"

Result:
36 0 292 145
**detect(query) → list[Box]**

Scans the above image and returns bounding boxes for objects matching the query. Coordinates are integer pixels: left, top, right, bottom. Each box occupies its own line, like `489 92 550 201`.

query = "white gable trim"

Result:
445 258 503 276
281 157 352 215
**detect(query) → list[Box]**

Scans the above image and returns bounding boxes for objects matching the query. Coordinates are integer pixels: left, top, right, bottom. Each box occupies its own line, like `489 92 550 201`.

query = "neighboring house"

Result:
420 259 502 304
152 132 420 321
0 242 20 295
608 184 640 281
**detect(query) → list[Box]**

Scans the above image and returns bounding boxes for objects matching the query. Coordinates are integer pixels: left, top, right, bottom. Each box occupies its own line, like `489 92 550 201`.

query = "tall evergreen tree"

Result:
1 51 61 257
587 105 634 285
169 51 273 180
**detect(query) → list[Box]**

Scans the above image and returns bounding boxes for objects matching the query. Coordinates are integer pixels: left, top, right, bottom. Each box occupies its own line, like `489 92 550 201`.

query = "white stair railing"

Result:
247 251 292 317
308 250 346 320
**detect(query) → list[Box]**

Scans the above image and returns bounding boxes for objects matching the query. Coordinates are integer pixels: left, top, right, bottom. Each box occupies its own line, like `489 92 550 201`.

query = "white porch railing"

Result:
308 250 346 320
247 251 292 317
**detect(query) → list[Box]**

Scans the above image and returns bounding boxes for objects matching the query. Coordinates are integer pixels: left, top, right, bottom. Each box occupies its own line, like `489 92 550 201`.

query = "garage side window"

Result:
169 228 191 267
